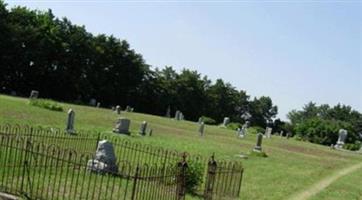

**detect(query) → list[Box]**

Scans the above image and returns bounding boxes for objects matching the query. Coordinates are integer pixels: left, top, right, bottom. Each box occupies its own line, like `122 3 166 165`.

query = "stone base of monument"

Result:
87 159 118 174
113 128 130 135
334 142 344 149
253 146 262 152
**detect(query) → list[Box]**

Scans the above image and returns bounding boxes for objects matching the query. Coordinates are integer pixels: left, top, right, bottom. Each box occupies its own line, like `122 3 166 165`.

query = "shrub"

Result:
185 160 204 194
343 142 361 151
226 122 242 130
253 126 265 134
201 116 217 125
29 99 64 112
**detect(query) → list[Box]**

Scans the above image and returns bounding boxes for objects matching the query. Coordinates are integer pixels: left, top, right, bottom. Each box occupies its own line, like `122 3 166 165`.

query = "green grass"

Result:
0 94 362 200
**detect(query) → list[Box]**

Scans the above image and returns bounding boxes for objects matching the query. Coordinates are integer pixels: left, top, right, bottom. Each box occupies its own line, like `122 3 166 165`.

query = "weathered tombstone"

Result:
223 117 230 126
130 108 134 112
125 106 131 112
265 127 272 138
10 91 17 96
149 129 153 136
238 128 245 138
87 140 118 173
280 130 284 137
113 118 131 135
96 102 101 108
166 106 171 118
29 90 39 99
116 105 121 115
65 109 75 134
199 122 205 136
180 112 184 120
253 133 263 152
139 121 148 136
334 129 348 149
111 106 116 111
89 98 97 106
175 110 181 120
239 121 249 138
198 117 203 124
286 132 291 139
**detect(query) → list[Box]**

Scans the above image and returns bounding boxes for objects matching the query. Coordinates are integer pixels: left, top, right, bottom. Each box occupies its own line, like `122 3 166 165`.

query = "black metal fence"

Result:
0 134 185 200
0 124 244 199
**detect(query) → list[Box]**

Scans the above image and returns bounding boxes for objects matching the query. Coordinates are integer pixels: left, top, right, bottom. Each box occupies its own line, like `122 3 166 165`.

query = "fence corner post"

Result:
176 152 188 200
204 153 217 200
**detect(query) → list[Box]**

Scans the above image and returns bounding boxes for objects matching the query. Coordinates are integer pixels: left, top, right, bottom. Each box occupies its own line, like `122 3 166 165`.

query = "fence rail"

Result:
0 124 244 199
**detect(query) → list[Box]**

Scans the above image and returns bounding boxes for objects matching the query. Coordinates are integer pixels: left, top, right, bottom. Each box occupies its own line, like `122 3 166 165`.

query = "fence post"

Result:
176 152 188 200
20 137 31 195
204 154 217 200
131 165 140 200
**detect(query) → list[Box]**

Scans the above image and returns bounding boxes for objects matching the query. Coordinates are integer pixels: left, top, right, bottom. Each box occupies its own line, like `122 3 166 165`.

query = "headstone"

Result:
87 140 118 173
223 117 230 126
180 112 184 120
10 91 16 96
139 121 148 136
125 106 131 112
116 105 121 115
286 132 291 139
29 90 39 99
253 133 263 152
198 117 203 124
237 128 245 138
96 102 101 108
239 121 249 138
199 122 205 136
149 129 153 136
130 108 134 112
280 130 284 137
265 127 272 138
113 118 131 135
175 110 181 120
111 106 116 111
65 109 75 134
89 98 97 106
334 129 348 149
166 106 171 118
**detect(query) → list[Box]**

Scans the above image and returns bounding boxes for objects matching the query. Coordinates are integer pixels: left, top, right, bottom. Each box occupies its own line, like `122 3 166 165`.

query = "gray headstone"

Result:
113 118 131 135
199 122 205 136
280 130 284 137
87 140 118 173
116 105 121 115
180 112 184 120
125 106 132 112
223 117 230 126
265 127 272 138
198 117 203 124
96 102 101 108
89 98 97 106
166 106 171 118
286 132 291 139
10 91 17 96
149 129 153 136
175 110 181 120
253 133 263 152
65 109 75 134
111 106 116 111
334 129 348 149
29 90 39 99
139 121 148 136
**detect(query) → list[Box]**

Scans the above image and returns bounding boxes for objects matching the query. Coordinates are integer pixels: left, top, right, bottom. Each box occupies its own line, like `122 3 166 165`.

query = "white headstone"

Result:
223 117 230 126
116 105 121 115
89 98 97 106
265 127 272 138
139 121 148 136
334 129 348 149
199 122 205 136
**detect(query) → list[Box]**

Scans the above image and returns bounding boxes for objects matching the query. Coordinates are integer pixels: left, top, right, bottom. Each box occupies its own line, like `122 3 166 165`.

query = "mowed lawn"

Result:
0 94 361 200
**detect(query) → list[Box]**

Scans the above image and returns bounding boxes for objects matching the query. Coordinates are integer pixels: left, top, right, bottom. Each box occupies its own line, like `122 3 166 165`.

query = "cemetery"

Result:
0 2 361 199
0 94 361 200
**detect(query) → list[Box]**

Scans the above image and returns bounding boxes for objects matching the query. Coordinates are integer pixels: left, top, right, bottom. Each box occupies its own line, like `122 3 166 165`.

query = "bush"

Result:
29 99 64 112
201 116 217 125
226 122 242 130
253 126 265 134
185 160 204 194
343 142 361 151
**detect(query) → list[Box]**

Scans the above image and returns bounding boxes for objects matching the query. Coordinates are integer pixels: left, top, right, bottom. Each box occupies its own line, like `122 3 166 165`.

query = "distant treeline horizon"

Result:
0 1 361 149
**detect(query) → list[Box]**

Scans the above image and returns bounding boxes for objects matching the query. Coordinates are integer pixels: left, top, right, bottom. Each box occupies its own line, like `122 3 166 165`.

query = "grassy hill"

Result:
0 94 361 200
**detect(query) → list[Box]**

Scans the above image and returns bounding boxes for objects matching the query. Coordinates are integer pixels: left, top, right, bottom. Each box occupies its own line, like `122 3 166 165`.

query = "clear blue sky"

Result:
5 1 362 120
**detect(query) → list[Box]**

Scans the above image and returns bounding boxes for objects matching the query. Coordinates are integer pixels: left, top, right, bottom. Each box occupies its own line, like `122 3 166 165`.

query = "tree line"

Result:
1 2 361 149
0 2 277 127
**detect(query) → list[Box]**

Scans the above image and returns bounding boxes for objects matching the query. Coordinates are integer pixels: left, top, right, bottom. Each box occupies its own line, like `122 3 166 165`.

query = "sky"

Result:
5 0 362 120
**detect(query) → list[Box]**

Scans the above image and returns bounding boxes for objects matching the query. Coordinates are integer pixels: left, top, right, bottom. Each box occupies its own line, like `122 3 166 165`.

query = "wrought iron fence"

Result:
0 134 185 200
0 124 244 199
